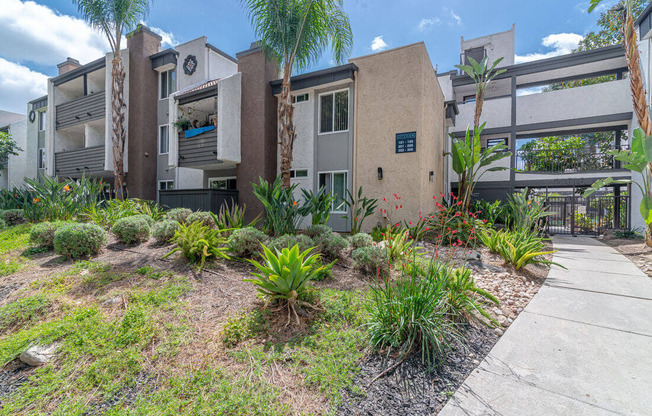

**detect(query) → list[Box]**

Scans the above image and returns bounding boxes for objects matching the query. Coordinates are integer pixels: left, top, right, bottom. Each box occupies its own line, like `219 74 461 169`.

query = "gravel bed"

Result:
0 360 33 402
84 372 158 415
337 325 497 416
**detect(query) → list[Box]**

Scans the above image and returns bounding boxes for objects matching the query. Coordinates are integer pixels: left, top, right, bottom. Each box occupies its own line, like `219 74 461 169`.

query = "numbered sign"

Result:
396 132 416 154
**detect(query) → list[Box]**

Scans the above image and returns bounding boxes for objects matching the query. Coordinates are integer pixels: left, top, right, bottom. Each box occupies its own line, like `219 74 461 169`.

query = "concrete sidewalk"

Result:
438 236 652 416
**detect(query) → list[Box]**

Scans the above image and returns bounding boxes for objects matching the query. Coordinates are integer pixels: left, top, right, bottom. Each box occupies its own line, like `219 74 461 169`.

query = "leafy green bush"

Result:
506 189 552 232
84 199 164 229
299 187 334 225
228 227 268 257
252 176 304 236
29 221 70 248
367 269 458 367
384 228 417 262
471 199 504 226
370 225 384 242
304 224 333 239
151 220 180 245
351 246 388 275
53 223 107 259
349 232 373 250
214 202 257 230
269 234 314 253
186 211 215 228
0 209 25 226
480 229 558 269
312 231 348 260
163 222 230 270
0 218 6 230
245 244 324 325
441 266 499 326
165 207 193 224
129 214 155 227
343 186 378 234
112 216 151 245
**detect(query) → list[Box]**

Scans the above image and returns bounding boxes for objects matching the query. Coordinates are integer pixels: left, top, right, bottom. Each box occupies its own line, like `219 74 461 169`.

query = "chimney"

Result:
57 57 81 75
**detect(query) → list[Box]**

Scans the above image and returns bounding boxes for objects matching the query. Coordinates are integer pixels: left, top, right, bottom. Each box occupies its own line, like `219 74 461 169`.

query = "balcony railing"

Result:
55 145 106 177
56 91 106 130
515 145 629 173
178 130 218 168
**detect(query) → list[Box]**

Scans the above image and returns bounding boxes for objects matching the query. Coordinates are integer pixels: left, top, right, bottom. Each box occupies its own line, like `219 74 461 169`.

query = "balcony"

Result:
178 129 219 168
56 91 106 130
516 145 628 174
55 145 106 178
456 97 511 130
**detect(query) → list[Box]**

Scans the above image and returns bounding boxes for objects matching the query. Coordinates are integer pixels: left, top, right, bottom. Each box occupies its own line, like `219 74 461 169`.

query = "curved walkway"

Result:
439 236 652 416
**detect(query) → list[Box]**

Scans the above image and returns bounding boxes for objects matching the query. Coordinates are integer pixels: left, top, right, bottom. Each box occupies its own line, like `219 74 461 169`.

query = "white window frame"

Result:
159 69 176 100
158 124 169 155
208 176 237 190
318 88 349 135
38 111 46 132
37 148 46 169
318 170 348 214
158 180 174 191
290 169 309 179
292 93 310 104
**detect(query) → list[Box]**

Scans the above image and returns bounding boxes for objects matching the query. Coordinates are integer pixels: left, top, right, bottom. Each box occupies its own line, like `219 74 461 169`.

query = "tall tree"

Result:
241 0 353 188
73 0 152 198
455 57 505 128
0 131 21 171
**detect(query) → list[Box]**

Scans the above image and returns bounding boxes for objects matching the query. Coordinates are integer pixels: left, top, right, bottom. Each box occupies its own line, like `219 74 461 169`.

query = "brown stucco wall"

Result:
350 42 446 230
236 45 279 221
126 26 161 200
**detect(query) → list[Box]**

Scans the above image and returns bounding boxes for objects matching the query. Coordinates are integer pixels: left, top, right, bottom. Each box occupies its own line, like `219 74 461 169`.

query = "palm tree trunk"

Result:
622 10 652 246
278 66 296 189
111 53 126 199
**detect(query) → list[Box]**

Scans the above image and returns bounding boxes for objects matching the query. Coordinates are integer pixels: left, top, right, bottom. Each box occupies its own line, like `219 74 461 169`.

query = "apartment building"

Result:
0 110 28 189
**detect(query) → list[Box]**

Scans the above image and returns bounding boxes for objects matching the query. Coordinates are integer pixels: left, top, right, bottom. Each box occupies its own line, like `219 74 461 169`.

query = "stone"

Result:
103 296 122 306
465 251 482 261
497 315 509 327
494 328 504 336
19 344 59 366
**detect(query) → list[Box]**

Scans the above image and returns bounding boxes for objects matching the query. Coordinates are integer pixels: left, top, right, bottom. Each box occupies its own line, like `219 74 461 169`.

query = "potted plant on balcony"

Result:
173 118 192 131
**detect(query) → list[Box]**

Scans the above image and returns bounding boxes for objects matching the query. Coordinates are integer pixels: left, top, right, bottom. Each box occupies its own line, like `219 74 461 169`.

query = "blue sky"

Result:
0 0 621 113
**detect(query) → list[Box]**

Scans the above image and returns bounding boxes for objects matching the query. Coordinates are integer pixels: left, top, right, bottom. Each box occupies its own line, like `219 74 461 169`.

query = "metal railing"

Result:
515 145 629 173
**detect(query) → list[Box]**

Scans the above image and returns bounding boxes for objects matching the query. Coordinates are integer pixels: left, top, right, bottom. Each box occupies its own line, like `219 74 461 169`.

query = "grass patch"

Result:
0 293 52 332
0 224 33 255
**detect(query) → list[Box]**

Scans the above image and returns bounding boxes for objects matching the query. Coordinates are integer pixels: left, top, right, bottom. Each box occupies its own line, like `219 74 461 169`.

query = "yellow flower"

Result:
33 197 40 204
63 185 71 192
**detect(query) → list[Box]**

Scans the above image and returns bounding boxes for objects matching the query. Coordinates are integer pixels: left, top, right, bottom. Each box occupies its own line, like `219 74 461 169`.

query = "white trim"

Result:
38 110 46 132
318 88 350 135
318 170 349 214
158 124 169 155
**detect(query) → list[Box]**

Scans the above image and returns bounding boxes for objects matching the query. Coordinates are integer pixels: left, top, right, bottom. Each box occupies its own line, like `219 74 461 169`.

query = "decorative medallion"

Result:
183 55 198 75
28 110 36 123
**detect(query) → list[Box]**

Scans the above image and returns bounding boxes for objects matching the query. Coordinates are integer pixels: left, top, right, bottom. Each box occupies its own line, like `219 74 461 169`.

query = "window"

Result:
158 180 174 191
38 148 46 169
209 177 237 190
38 111 46 131
319 90 348 134
464 47 486 65
486 138 508 152
159 125 169 154
290 169 308 178
463 95 476 104
318 171 347 213
292 93 309 103
159 69 176 99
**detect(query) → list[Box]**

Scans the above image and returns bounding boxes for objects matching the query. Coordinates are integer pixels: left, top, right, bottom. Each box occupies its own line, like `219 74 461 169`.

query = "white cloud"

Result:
0 0 110 66
449 10 462 25
417 17 441 32
515 33 584 64
371 36 388 52
141 22 179 48
0 58 48 114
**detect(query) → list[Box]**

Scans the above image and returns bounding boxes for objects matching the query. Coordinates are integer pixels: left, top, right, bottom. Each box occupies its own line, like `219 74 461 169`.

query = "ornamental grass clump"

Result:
151 220 180 245
163 221 230 270
245 244 324 325
112 216 151 245
480 228 559 269
440 266 499 326
53 223 107 259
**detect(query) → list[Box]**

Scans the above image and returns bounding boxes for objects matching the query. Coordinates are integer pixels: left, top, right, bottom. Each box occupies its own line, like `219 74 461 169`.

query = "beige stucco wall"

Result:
351 42 446 231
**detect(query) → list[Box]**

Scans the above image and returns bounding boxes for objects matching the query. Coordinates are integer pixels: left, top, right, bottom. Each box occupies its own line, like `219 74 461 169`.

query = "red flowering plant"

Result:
429 192 487 248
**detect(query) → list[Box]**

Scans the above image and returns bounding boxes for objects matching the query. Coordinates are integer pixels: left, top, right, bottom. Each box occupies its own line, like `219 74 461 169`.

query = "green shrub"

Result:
0 218 6 230
228 227 268 257
442 266 499 326
252 176 304 236
304 224 332 239
129 214 155 227
0 209 25 226
299 187 334 225
29 221 70 248
367 269 458 367
151 220 180 245
370 225 384 242
269 234 314 253
214 202 258 230
84 199 163 229
480 229 559 269
112 216 151 245
312 259 336 281
349 232 373 250
165 207 193 224
54 223 107 259
312 231 348 260
352 246 388 275
186 211 215 228
245 244 324 325
163 222 230 270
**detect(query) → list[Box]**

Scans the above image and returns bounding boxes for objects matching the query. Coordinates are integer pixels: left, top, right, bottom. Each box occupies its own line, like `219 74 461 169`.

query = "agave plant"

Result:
245 244 324 325
163 221 230 271
483 229 559 269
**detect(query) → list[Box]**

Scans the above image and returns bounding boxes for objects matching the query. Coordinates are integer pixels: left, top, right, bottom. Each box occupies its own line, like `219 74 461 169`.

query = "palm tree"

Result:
72 0 152 198
455 56 505 128
241 0 353 188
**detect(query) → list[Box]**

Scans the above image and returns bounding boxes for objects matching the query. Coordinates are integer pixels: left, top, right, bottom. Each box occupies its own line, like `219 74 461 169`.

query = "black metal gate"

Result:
544 191 629 236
